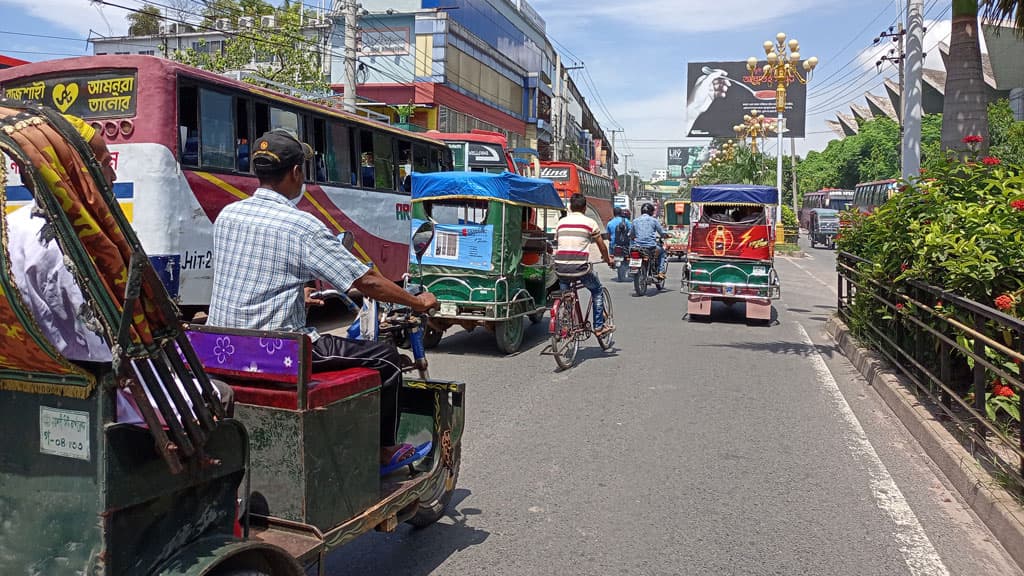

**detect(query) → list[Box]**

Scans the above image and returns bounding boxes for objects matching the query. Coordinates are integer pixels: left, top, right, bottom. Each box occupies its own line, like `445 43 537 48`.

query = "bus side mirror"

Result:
411 221 435 265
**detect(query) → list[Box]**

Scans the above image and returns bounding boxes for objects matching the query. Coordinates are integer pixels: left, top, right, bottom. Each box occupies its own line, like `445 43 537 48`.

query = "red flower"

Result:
900 263 909 271
995 294 1015 311
962 135 984 144
895 303 904 310
1011 199 1024 211
996 385 1016 398
982 156 1001 166
918 168 927 175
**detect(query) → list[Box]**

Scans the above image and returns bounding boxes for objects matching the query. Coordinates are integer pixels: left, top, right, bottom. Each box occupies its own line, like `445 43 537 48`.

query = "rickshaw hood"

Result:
411 171 565 210
691 184 778 205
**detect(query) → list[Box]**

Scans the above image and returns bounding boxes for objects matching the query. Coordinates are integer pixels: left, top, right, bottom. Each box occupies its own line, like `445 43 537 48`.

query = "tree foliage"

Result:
172 0 326 93
127 3 162 36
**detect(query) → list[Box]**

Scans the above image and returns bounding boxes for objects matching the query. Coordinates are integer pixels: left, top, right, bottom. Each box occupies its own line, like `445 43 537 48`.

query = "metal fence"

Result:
837 251 1024 486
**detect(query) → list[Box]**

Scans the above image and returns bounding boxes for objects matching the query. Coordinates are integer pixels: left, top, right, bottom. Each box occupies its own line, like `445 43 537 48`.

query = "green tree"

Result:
174 0 326 92
127 3 162 36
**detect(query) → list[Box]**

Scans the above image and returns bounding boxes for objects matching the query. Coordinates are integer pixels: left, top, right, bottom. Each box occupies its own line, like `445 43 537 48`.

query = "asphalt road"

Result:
322 240 1021 576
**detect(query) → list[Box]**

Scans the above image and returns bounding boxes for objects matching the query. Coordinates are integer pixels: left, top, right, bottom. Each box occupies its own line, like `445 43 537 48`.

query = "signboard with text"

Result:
685 61 806 138
3 70 138 119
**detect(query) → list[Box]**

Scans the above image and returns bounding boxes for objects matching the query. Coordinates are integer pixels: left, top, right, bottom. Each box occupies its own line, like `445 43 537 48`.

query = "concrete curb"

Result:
826 316 1024 568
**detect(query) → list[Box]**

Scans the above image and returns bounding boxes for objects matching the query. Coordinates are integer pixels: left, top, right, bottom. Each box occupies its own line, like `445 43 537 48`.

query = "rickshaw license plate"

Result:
440 303 457 316
629 258 641 267
753 266 766 275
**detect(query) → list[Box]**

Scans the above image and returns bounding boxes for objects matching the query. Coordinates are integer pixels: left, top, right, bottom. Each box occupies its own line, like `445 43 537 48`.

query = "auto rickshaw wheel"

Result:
495 318 524 353
408 444 461 528
422 325 444 349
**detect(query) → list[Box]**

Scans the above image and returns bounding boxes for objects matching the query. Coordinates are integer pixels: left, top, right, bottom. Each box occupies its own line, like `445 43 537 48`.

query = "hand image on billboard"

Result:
684 68 729 136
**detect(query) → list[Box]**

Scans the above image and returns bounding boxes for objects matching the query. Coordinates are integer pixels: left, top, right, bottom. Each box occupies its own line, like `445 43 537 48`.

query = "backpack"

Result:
614 219 630 247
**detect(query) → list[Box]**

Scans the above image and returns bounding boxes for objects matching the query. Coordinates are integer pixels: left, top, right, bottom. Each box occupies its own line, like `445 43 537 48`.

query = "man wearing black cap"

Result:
208 129 437 467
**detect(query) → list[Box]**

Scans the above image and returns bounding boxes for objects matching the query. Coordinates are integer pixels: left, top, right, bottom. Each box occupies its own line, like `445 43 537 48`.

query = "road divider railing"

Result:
837 251 1024 492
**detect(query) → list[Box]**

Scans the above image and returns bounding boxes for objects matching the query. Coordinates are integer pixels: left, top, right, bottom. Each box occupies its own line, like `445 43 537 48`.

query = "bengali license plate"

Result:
753 266 766 275
629 259 642 268
440 302 458 316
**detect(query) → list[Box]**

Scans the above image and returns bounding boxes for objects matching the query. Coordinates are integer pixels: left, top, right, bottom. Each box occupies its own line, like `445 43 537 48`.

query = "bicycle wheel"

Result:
597 287 615 351
550 294 579 369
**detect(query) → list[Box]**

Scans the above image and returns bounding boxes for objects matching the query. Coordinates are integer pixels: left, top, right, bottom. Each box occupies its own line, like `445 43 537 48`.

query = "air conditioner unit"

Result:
214 18 230 31
159 23 179 35
237 16 254 29
260 15 276 28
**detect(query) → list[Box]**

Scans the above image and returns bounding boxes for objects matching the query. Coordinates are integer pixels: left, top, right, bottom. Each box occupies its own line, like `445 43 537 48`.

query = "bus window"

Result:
357 130 374 187
270 106 299 135
431 148 445 172
235 97 250 172
254 101 269 137
312 117 328 182
373 132 395 190
413 143 431 173
398 140 413 191
199 88 234 169
178 85 199 166
326 122 353 185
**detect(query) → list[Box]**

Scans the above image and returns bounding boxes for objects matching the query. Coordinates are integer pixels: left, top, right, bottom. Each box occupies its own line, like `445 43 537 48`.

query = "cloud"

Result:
0 0 130 37
533 0 843 33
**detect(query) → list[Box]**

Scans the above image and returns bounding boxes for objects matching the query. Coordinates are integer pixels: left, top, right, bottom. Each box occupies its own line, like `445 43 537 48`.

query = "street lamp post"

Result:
732 110 775 154
746 33 817 235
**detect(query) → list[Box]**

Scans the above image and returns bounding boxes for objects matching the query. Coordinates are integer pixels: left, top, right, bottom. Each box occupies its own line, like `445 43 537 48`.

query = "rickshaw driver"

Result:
207 129 438 469
630 202 669 281
554 193 616 337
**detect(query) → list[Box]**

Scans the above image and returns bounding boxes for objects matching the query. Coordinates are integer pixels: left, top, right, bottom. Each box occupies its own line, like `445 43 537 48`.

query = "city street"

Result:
322 243 1023 575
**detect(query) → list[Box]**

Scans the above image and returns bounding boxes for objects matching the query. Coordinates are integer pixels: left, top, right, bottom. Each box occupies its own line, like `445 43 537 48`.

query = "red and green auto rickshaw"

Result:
663 199 691 261
681 184 780 323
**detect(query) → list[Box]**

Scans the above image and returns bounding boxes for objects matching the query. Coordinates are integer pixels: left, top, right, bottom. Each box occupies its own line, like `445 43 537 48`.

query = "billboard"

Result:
667 147 686 166
684 61 806 138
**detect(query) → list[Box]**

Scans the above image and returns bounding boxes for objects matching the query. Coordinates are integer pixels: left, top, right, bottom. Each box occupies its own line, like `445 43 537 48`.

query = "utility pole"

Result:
623 153 633 194
875 20 906 165
552 53 562 162
903 0 924 178
791 137 799 236
342 0 358 113
608 129 623 183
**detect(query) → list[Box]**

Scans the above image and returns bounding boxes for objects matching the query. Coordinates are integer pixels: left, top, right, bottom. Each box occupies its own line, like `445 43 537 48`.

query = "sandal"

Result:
380 441 432 476
594 325 615 337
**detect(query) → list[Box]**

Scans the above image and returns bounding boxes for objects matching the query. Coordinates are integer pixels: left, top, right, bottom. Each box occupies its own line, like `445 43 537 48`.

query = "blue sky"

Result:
0 0 959 177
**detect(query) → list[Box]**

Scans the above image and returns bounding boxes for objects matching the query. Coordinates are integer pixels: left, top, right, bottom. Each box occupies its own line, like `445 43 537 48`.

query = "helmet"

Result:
641 203 655 215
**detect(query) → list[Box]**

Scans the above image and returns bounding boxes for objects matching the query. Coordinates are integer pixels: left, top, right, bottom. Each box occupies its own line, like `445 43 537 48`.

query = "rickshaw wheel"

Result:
597 287 615 351
408 444 461 528
495 318 524 354
422 325 444 349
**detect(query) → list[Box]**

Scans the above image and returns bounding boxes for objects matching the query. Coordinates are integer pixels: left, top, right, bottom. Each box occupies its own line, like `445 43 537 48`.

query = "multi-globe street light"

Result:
746 32 817 231
732 110 776 154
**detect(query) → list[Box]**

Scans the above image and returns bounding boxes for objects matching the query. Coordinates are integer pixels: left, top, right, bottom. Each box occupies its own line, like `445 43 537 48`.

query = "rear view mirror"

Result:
411 221 435 264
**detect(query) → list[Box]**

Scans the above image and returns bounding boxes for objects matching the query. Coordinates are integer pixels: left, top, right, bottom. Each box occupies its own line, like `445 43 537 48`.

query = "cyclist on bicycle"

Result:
630 202 669 281
553 193 615 337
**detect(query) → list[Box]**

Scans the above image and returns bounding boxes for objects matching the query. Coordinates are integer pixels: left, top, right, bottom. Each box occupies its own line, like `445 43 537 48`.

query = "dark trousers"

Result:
311 335 402 446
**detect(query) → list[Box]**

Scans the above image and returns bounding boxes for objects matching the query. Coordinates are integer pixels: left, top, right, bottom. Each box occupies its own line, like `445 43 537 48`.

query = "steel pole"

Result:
343 0 358 113
902 0 924 177
776 112 784 225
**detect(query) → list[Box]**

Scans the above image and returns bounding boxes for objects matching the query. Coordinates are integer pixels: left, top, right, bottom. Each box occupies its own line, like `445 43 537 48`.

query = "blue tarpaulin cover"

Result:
691 184 779 205
411 171 565 210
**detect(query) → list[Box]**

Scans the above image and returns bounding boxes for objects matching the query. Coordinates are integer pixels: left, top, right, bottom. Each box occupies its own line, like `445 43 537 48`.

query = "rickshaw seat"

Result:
184 328 381 411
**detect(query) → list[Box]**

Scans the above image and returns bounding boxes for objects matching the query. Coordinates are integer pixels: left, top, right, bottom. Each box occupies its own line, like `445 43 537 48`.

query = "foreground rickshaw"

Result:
410 171 565 353
663 199 691 261
681 184 780 323
0 102 464 575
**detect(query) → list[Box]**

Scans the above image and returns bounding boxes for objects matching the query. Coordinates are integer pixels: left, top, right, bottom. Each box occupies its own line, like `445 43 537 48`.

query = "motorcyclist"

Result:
630 203 668 281
606 207 632 282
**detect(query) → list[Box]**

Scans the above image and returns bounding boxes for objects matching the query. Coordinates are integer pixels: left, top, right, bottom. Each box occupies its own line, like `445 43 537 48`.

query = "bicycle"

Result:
547 276 615 369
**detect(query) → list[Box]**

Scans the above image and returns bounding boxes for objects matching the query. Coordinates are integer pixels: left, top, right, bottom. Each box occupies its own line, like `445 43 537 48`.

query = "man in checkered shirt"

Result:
208 129 437 467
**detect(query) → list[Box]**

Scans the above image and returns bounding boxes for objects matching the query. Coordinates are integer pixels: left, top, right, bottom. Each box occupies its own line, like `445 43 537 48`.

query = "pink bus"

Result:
0 55 452 310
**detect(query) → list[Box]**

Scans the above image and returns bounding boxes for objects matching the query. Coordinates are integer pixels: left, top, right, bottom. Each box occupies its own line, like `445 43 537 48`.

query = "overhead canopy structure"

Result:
411 171 565 209
690 184 779 205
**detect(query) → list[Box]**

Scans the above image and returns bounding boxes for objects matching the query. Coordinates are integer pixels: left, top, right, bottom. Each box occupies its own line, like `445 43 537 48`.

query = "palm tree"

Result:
941 1 1023 154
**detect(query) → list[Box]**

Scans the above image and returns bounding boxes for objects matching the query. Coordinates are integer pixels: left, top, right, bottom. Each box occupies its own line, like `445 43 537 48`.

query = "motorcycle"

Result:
613 245 629 282
628 240 665 296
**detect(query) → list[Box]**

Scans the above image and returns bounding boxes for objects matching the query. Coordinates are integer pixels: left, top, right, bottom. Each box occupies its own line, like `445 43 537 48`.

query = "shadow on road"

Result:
429 320 550 358
321 488 490 576
684 301 780 326
694 339 840 359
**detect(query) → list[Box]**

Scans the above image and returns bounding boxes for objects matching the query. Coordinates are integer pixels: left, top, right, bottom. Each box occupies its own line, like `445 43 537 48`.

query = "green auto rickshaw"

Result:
410 171 565 354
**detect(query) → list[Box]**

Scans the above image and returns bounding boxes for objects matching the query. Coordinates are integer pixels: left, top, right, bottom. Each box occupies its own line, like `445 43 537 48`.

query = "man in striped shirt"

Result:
554 193 615 336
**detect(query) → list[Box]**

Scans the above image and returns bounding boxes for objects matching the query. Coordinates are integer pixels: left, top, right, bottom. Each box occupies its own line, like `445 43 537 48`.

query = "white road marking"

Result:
797 323 950 576
783 255 838 296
